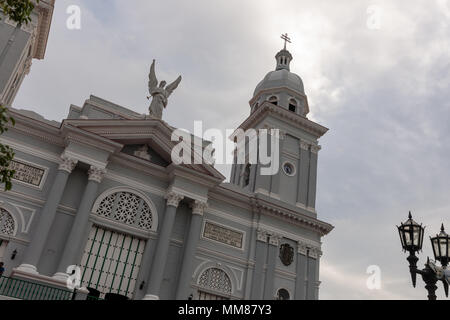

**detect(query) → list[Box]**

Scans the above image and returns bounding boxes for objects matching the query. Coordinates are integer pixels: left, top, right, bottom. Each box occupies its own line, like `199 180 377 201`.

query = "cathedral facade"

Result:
0 44 333 300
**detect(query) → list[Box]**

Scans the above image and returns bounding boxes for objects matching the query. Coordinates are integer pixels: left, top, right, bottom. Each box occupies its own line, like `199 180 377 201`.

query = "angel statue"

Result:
147 59 182 119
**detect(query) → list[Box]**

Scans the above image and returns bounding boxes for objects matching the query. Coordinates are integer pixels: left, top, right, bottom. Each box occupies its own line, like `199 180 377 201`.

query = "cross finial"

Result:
281 33 291 50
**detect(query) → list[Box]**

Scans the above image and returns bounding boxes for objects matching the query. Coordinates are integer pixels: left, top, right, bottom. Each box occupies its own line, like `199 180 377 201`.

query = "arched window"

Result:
276 288 290 300
198 268 232 297
95 191 154 231
0 208 15 236
289 99 297 113
269 96 278 106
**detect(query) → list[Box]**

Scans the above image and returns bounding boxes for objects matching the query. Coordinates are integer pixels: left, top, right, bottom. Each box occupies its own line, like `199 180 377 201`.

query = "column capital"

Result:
311 145 321 154
256 229 268 243
58 155 78 173
297 241 308 256
299 139 310 151
191 200 208 216
309 247 322 259
268 233 281 246
165 191 184 208
88 166 107 183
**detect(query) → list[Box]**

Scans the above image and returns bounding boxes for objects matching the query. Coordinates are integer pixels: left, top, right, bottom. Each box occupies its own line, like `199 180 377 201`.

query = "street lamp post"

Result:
397 212 449 300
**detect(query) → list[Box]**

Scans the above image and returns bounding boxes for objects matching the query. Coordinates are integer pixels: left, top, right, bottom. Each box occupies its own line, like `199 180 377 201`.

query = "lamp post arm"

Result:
407 251 419 288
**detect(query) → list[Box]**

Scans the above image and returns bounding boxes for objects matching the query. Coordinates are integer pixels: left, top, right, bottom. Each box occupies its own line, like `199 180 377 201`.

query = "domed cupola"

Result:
251 34 309 116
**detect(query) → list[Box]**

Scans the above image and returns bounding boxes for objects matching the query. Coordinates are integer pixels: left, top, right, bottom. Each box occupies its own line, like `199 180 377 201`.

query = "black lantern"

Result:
397 212 425 253
430 224 449 268
11 249 17 260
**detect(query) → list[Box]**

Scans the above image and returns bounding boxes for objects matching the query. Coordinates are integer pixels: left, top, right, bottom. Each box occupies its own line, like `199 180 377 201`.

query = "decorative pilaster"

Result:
307 146 318 209
18 154 78 274
251 228 269 299
145 191 184 300
295 240 308 300
54 166 106 280
264 233 281 299
175 200 208 299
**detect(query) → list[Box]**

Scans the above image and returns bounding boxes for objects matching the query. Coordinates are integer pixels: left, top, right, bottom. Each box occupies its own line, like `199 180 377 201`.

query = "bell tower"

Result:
230 35 328 216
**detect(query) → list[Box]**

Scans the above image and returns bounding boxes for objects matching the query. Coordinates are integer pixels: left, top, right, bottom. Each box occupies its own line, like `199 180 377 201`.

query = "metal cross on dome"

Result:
280 33 291 50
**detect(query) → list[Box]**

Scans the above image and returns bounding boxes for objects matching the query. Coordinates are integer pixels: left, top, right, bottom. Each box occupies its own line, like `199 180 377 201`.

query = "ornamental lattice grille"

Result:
0 208 15 236
80 225 145 299
198 268 232 295
96 192 153 231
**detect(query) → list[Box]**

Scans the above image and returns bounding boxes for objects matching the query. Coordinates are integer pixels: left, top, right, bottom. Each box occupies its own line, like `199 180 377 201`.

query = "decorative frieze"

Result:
58 155 78 173
203 221 244 249
88 166 107 183
165 191 184 208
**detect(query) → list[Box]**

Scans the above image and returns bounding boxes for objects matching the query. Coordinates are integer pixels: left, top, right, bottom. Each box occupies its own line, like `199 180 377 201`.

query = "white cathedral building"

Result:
0 3 333 300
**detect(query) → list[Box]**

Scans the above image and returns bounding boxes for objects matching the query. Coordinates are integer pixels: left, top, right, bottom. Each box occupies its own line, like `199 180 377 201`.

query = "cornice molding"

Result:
235 102 328 139
33 0 55 59
62 124 123 154
251 197 334 236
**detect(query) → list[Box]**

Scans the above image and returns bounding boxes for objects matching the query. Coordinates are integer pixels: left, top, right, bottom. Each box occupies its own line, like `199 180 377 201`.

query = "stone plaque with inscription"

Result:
203 222 243 249
10 160 45 187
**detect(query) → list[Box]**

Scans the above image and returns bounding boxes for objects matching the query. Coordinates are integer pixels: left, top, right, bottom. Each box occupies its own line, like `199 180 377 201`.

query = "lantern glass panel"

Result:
440 239 447 258
413 226 421 247
404 226 412 246
432 238 439 257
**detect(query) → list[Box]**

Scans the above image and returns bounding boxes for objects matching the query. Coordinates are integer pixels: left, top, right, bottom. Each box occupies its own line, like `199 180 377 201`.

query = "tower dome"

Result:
251 38 309 116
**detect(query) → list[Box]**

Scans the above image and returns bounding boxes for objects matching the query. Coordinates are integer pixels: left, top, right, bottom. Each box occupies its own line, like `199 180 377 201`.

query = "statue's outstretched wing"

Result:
148 59 158 91
165 76 182 97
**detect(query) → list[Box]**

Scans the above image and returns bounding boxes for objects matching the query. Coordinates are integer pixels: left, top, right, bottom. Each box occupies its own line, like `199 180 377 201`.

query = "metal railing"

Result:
0 276 73 300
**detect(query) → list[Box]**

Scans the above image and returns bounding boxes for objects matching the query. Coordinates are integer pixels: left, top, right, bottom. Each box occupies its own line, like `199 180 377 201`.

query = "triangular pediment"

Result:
63 118 225 182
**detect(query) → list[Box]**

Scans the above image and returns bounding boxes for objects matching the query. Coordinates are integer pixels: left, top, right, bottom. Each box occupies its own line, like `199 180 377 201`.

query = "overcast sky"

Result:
15 0 450 299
